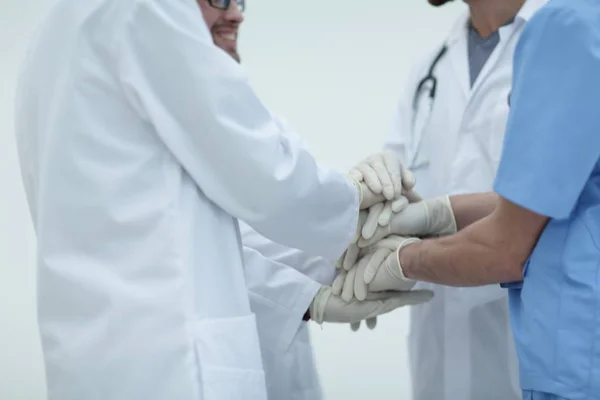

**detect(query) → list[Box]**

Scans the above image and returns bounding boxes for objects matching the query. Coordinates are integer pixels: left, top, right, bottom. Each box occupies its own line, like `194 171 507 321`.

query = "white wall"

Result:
0 1 465 399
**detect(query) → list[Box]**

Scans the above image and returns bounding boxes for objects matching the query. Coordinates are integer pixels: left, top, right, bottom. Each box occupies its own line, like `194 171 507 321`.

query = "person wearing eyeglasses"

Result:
12 0 423 399
195 2 433 400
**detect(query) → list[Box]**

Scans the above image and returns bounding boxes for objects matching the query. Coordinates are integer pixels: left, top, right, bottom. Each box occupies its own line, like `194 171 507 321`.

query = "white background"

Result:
0 0 465 399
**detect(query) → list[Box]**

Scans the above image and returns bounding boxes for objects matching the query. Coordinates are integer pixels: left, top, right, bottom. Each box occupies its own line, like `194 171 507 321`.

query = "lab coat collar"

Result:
500 0 549 40
445 12 469 47
446 0 549 45
516 0 549 22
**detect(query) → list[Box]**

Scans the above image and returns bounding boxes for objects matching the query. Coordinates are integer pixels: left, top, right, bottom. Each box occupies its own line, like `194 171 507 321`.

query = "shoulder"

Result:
525 0 600 39
117 0 206 31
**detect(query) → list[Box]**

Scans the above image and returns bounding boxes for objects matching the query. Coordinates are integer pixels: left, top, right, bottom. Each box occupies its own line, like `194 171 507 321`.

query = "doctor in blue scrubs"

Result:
353 0 600 398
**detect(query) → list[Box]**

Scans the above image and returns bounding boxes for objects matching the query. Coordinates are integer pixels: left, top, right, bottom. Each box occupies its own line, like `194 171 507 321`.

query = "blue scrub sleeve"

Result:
494 5 600 219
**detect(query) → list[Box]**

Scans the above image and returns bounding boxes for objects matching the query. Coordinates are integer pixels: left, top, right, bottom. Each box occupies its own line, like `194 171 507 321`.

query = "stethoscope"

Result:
409 44 448 170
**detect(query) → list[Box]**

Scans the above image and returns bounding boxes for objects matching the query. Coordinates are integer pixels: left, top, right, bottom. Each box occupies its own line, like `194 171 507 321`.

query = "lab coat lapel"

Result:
467 19 524 106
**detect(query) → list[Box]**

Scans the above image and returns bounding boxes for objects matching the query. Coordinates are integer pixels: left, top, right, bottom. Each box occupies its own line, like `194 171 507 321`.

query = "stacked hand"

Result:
333 235 421 302
330 194 458 329
333 150 461 330
327 151 432 329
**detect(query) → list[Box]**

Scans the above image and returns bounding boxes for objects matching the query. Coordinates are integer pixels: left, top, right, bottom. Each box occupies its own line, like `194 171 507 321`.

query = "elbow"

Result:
506 259 526 282
497 250 528 283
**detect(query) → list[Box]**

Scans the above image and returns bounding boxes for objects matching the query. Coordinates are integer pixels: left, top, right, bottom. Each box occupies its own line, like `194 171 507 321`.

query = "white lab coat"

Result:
386 1 547 399
13 1 359 399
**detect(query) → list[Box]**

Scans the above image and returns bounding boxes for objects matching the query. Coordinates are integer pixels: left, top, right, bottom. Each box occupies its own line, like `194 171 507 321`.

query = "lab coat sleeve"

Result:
241 219 336 350
494 5 600 219
115 0 358 260
240 220 337 284
243 246 322 352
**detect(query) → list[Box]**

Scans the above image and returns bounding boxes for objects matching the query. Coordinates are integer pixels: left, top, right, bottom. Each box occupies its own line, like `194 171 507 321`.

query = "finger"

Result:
366 317 377 330
371 158 395 200
361 203 384 240
354 210 368 241
382 151 404 197
376 236 406 250
354 254 372 301
343 243 360 271
400 164 416 191
335 250 345 270
350 322 360 332
348 168 363 182
364 247 390 284
390 196 409 213
342 265 358 302
357 227 388 248
404 189 423 203
357 164 382 195
332 271 347 295
361 290 434 320
377 201 394 227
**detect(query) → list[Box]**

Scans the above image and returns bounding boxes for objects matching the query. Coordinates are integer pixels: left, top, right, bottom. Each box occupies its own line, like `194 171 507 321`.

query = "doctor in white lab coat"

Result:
194 4 430 399
13 1 421 399
385 0 547 399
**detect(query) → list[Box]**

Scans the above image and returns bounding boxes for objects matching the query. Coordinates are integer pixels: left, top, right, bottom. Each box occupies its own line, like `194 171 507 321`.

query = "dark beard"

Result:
428 0 455 6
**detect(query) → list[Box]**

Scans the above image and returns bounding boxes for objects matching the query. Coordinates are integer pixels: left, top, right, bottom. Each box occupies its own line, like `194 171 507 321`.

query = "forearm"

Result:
450 192 499 230
399 212 521 286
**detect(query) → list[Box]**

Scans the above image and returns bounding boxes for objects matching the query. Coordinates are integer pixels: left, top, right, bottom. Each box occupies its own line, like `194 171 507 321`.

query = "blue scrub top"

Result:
494 0 600 398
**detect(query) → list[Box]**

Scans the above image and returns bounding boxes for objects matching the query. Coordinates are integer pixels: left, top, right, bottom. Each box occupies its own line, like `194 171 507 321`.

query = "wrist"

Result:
429 195 457 235
345 174 364 207
397 240 420 280
309 287 331 324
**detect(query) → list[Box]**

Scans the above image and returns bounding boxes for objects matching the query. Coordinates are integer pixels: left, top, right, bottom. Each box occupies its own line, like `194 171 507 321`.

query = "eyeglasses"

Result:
208 0 245 12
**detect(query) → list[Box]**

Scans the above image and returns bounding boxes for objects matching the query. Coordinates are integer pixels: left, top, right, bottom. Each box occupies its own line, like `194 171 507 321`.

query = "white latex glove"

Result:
361 197 409 239
337 189 423 271
309 286 433 324
333 235 421 302
348 151 415 201
359 195 457 247
361 186 423 239
346 175 387 210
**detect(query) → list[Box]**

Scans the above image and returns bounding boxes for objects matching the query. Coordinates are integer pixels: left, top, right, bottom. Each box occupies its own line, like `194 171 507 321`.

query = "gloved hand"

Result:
337 190 420 271
333 235 420 302
360 186 424 241
309 286 433 324
358 195 457 248
348 151 414 203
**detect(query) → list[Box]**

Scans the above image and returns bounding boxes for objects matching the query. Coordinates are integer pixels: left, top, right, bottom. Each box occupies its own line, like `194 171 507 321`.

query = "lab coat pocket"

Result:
193 314 268 400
